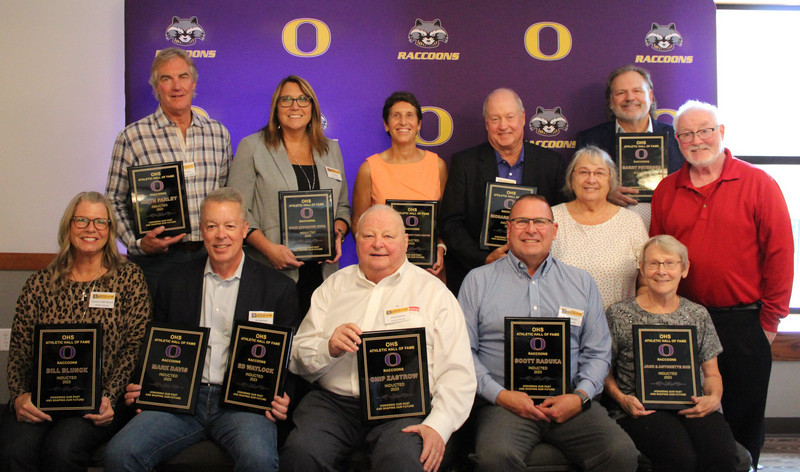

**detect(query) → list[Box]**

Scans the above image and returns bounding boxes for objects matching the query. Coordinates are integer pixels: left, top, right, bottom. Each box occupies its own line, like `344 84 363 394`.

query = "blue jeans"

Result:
104 385 278 472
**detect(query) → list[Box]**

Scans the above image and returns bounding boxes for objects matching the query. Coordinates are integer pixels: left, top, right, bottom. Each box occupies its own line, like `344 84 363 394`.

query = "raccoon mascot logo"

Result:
529 107 569 137
645 23 682 52
165 16 205 46
408 19 448 48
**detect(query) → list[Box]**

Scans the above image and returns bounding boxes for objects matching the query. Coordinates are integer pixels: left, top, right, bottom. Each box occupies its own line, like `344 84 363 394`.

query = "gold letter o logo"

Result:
282 18 331 57
418 107 453 146
524 22 572 61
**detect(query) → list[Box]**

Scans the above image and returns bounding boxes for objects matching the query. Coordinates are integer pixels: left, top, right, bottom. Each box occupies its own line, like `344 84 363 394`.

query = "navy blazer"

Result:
154 255 301 331
575 120 684 174
439 141 567 295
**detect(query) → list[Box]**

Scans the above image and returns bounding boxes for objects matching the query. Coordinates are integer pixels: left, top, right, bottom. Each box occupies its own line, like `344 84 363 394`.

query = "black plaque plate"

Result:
386 200 438 268
127 162 192 239
616 133 668 203
633 325 701 410
221 321 293 413
136 324 209 414
357 328 431 423
504 318 570 402
279 189 334 261
32 323 102 414
480 183 537 249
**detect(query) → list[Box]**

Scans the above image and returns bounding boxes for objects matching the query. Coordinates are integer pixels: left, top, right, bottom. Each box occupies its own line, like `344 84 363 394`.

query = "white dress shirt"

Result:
200 254 244 384
290 260 476 443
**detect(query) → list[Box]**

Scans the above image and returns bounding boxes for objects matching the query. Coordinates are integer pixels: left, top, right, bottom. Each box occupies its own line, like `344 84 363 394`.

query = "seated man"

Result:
281 205 476 472
458 194 638 472
104 188 301 472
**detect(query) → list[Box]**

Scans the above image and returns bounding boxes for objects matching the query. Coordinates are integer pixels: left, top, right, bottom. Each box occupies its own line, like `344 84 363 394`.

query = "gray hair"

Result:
202 187 247 220
673 100 722 131
563 146 619 201
149 47 198 100
605 64 657 121
483 88 525 119
640 235 689 270
356 204 405 237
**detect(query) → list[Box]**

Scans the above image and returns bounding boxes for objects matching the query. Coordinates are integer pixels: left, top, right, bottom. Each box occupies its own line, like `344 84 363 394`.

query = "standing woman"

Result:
0 192 151 472
351 91 448 275
551 145 647 308
228 76 350 315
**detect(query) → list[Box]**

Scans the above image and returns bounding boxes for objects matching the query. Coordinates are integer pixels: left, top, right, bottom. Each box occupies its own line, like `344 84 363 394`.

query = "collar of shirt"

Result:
203 252 246 282
494 147 525 184
154 105 206 130
675 148 738 189
505 250 554 280
615 116 653 133
355 259 410 288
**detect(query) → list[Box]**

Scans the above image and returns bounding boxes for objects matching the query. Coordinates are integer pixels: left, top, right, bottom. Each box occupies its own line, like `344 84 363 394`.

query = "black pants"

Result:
708 307 771 466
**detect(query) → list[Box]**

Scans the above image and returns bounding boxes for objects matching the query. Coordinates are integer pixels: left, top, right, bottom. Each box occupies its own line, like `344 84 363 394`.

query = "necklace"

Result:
73 266 105 320
288 146 317 190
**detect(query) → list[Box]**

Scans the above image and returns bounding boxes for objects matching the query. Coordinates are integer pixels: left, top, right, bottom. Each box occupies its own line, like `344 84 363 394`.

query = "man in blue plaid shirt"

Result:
105 47 232 293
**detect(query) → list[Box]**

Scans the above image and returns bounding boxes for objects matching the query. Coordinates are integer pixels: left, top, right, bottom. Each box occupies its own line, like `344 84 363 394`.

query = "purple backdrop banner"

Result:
125 0 717 266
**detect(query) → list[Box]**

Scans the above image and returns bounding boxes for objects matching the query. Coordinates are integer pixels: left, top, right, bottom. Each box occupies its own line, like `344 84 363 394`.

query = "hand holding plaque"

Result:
221 321 293 413
386 200 438 268
279 189 334 261
480 183 536 249
32 324 103 414
127 162 191 238
357 328 430 423
504 318 570 403
633 325 701 410
616 133 668 203
135 324 209 414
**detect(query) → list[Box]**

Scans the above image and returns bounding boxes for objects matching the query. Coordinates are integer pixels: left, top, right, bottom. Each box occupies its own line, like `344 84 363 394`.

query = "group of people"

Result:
0 47 792 472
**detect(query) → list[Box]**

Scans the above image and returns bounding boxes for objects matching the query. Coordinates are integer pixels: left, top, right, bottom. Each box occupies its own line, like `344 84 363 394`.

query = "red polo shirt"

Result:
650 149 794 332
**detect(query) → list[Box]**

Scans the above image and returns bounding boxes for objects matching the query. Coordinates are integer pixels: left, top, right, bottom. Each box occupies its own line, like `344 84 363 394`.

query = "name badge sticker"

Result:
495 177 516 184
558 306 584 327
89 292 116 309
248 311 274 325
183 162 196 177
325 167 342 181
384 306 418 325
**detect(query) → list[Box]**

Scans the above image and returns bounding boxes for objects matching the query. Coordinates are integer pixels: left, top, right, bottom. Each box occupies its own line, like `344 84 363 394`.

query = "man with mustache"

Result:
650 100 793 466
576 65 683 207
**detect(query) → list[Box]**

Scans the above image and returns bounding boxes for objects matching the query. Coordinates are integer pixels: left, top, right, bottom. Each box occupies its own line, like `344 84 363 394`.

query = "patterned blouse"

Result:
8 261 151 407
605 297 722 416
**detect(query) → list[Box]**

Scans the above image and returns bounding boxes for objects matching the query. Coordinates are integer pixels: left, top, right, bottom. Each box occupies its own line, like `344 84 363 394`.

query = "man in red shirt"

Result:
650 100 793 466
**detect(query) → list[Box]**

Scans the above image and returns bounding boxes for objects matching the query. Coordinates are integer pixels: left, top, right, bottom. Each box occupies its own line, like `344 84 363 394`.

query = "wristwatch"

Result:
574 390 591 411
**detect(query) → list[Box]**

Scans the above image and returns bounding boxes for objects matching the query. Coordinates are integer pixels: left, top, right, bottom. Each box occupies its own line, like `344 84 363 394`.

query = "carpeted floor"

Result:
758 436 800 471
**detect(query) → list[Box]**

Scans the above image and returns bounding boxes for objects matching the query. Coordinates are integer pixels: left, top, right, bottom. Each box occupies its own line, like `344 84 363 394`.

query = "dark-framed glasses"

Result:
508 217 554 230
676 127 717 144
71 217 110 230
644 260 681 271
278 95 312 108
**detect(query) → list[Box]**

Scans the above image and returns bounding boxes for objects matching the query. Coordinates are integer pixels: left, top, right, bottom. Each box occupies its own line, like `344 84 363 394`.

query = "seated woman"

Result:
551 145 648 308
605 235 738 472
351 91 448 276
0 191 151 472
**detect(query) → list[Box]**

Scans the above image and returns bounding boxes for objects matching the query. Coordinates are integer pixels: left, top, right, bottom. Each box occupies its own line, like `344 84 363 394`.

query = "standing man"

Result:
440 88 567 295
651 100 793 465
577 65 683 206
104 188 300 472
282 205 476 472
459 194 638 472
106 47 232 292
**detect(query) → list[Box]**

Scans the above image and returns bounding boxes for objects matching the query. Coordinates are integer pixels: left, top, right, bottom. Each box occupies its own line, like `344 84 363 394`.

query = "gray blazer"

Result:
227 132 351 282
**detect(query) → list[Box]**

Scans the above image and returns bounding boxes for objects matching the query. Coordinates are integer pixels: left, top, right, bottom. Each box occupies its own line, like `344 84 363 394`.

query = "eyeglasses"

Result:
676 127 717 144
573 169 610 179
71 217 110 230
644 260 681 271
508 217 554 229
278 95 311 108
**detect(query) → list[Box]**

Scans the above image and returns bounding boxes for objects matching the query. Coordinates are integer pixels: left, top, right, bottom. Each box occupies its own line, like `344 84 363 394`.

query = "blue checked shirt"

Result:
458 251 611 403
105 107 232 255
